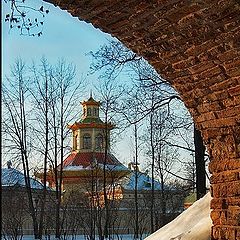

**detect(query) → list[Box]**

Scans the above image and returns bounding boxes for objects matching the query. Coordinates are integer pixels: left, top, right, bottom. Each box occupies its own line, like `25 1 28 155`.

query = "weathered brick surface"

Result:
211 197 240 210
211 170 240 184
45 0 240 239
209 159 240 173
212 226 240 240
211 181 240 198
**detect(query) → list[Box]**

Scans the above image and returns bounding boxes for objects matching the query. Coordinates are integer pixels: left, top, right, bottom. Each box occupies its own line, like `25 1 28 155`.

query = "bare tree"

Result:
2 59 40 238
30 57 51 239
3 57 85 239
3 0 49 36
35 58 84 239
118 89 145 239
95 78 126 239
90 39 207 201
2 187 27 240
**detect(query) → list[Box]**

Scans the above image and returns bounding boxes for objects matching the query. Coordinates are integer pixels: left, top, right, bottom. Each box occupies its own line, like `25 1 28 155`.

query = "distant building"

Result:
36 95 130 193
2 163 54 236
30 96 185 236
2 164 50 191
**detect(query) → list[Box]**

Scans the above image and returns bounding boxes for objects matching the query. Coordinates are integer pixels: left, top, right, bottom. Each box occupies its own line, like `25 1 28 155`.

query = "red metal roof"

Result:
62 152 125 169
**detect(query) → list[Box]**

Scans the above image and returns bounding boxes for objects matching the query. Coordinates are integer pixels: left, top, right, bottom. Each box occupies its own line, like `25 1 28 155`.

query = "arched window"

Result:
95 133 103 150
83 134 92 149
87 108 92 116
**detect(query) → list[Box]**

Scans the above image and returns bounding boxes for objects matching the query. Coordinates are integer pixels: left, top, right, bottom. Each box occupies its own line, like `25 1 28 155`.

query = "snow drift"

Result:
145 192 212 240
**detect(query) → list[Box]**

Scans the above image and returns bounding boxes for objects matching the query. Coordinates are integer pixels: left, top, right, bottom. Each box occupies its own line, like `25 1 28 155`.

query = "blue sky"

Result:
2 0 114 82
2 1 199 181
2 0 137 167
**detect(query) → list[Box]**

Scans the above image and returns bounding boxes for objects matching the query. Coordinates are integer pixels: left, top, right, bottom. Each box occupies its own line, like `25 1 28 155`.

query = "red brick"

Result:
211 210 221 225
226 67 240 78
228 85 240 97
197 102 223 114
211 181 240 198
223 59 240 71
210 77 238 92
163 3 203 23
211 198 227 209
188 61 216 74
211 170 240 184
207 44 226 57
172 56 197 70
204 89 230 102
223 95 240 107
185 39 216 56
217 49 240 62
215 26 240 44
216 106 240 118
209 159 240 173
196 111 216 123
193 65 223 80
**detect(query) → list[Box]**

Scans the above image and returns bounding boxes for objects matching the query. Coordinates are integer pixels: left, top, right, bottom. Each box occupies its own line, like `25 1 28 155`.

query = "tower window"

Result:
93 108 97 116
95 134 103 150
87 108 92 116
83 134 92 149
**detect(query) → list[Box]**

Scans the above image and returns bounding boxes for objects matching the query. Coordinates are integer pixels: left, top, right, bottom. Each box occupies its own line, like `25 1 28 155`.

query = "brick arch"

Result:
46 0 240 239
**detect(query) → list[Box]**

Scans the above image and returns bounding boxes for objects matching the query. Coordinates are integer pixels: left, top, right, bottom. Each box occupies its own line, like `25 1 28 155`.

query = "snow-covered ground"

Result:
145 192 212 240
19 234 146 240
10 193 212 240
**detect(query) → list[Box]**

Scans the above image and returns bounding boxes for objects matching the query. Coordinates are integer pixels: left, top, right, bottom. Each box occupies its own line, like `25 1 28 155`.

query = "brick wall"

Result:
45 0 240 239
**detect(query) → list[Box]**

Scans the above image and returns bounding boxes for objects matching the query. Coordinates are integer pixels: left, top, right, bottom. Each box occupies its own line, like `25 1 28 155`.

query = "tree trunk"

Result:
150 113 155 233
194 125 206 199
103 113 109 239
134 123 139 239
38 72 49 239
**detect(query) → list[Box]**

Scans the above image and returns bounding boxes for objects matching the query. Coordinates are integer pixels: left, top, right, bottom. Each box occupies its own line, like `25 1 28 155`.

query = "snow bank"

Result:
145 192 212 240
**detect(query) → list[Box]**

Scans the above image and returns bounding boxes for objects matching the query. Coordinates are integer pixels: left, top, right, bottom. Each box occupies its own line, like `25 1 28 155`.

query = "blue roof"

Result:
2 168 47 190
121 171 164 191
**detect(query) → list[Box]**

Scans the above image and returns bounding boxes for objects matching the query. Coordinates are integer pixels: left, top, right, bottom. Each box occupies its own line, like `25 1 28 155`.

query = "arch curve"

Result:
45 1 240 239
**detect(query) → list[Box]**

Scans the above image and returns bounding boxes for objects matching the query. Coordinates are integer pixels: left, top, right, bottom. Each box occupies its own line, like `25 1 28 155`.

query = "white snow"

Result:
64 165 85 170
145 192 212 240
120 171 163 191
20 234 144 240
63 163 129 172
98 163 129 171
2 168 46 189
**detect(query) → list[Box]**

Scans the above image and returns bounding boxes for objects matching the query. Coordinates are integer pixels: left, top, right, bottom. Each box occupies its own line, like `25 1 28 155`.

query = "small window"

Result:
93 108 98 116
95 134 103 150
87 108 92 116
83 134 91 149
